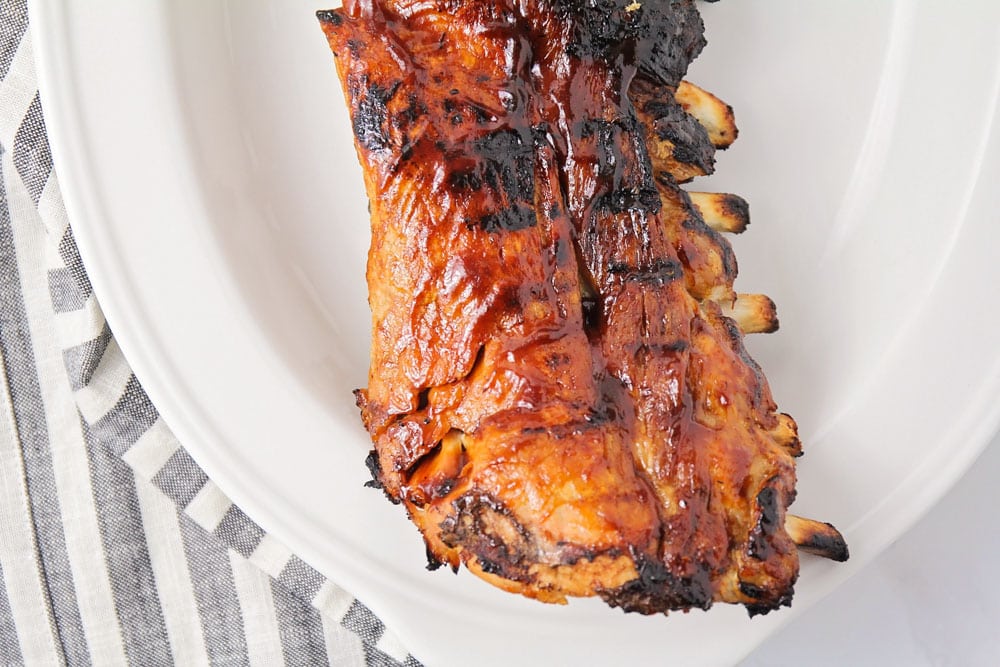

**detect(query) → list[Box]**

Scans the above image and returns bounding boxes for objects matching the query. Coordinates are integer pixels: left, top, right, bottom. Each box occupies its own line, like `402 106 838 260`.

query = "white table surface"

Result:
743 430 1000 666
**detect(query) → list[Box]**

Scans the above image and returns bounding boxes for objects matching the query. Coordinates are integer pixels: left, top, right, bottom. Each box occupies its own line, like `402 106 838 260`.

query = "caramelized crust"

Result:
319 0 844 615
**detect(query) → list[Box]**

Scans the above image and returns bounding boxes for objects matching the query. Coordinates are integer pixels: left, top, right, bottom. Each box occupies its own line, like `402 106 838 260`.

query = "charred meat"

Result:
318 0 847 615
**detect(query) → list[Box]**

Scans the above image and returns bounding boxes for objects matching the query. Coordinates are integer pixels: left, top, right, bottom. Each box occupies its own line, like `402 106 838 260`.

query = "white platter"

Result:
30 1 1000 664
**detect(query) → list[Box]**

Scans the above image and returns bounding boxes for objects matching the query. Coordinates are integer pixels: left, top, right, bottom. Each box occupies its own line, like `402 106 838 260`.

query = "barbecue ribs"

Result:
318 0 847 616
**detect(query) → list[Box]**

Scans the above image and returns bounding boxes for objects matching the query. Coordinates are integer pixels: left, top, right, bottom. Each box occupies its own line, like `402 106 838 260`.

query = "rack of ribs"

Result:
318 0 848 616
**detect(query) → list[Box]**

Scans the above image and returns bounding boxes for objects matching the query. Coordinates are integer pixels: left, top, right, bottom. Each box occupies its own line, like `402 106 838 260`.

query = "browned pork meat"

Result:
318 0 847 616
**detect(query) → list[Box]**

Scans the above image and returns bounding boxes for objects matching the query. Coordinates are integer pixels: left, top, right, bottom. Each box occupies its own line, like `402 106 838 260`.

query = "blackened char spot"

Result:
425 544 444 571
470 104 493 124
593 187 662 214
721 193 750 224
399 93 426 125
583 403 617 425
555 0 651 60
477 558 503 575
480 205 536 233
634 4 706 85
647 100 714 173
672 142 705 166
797 525 851 562
745 587 793 618
474 129 533 196
433 478 456 499
449 169 483 191
316 9 342 25
599 553 713 614
363 450 383 490
578 117 640 177
363 450 400 504
608 258 682 286
466 128 537 233
438 493 537 584
531 122 553 148
748 485 781 560
398 142 414 163
353 81 400 152
553 0 705 84
642 100 673 118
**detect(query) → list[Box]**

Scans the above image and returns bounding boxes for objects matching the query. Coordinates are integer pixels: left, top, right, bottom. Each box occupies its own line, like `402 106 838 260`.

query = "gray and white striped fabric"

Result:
0 2 419 664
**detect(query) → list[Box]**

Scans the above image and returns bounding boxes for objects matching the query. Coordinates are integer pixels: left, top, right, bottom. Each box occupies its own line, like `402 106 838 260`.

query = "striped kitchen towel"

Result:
0 1 419 664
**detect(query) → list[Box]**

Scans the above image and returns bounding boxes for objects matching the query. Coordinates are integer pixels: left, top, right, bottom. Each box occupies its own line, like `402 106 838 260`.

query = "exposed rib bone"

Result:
676 81 738 149
688 191 750 234
719 293 779 334
771 412 802 457
786 515 850 562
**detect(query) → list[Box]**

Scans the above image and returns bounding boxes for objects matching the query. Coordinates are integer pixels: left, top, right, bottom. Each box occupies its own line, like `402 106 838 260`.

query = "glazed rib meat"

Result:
318 0 847 615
